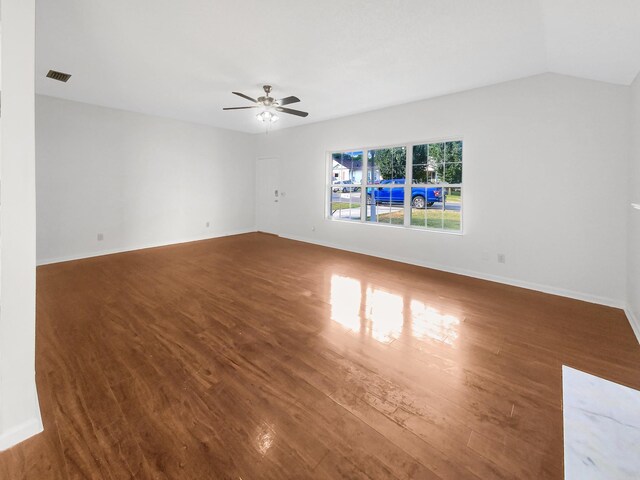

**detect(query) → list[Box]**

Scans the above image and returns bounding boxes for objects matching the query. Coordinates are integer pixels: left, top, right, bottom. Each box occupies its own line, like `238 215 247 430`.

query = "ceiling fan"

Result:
223 85 309 123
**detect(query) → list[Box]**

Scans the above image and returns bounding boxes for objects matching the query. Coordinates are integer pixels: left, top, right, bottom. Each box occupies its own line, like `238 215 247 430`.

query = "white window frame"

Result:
326 137 464 235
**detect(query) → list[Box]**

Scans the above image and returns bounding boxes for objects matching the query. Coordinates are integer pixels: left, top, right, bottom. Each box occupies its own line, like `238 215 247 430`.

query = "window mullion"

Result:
360 149 368 222
326 153 332 219
404 145 413 227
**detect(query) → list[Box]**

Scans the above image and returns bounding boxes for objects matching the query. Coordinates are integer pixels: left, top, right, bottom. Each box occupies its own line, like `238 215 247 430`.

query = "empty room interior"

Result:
1 0 640 479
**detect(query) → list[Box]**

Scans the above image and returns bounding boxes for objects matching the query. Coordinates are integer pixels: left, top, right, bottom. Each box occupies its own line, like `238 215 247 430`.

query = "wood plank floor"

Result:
1 232 639 479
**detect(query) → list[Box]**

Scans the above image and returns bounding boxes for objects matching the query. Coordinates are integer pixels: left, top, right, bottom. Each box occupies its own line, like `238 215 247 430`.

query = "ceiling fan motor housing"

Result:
259 85 275 106
258 96 275 106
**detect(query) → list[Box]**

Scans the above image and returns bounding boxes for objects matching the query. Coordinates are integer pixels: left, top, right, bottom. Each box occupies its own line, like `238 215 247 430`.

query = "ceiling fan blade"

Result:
275 106 309 117
232 91 257 103
223 106 258 110
277 96 300 106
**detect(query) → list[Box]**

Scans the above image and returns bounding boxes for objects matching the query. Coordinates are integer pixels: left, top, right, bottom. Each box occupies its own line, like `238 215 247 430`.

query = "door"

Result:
255 157 280 234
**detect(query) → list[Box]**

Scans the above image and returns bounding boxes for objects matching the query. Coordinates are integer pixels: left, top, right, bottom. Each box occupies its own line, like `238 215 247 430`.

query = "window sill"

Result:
325 217 464 236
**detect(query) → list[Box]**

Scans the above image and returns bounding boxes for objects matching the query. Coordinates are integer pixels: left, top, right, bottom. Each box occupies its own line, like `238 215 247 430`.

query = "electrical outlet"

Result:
97 233 104 241
206 221 210 228
311 226 316 232
497 253 506 264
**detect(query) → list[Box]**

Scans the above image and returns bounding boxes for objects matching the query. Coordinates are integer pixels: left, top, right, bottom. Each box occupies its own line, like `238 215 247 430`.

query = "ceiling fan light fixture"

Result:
256 110 279 123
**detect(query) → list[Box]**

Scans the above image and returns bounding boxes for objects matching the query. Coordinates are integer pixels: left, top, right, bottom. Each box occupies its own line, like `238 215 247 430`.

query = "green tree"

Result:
414 141 462 184
439 141 462 184
413 144 431 183
370 147 406 181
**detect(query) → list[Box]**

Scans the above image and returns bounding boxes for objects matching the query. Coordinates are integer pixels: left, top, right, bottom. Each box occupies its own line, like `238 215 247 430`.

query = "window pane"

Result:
410 186 442 228
442 163 462 184
410 187 461 231
413 141 462 185
444 140 463 164
412 143 435 184
443 187 462 231
429 143 445 165
330 187 362 221
332 151 363 188
412 143 443 184
366 187 404 224
368 147 406 184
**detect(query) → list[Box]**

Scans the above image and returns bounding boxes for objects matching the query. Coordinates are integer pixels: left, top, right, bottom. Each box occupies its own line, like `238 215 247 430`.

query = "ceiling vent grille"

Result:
46 70 72 82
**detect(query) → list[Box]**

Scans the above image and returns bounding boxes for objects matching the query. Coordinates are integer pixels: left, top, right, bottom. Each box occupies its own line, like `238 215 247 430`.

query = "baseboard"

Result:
37 228 257 266
625 308 640 344
36 228 626 310
279 233 625 309
0 417 43 452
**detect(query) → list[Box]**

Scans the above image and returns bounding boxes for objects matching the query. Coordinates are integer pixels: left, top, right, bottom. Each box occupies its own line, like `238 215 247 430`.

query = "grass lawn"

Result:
374 208 461 230
331 202 358 210
446 191 461 204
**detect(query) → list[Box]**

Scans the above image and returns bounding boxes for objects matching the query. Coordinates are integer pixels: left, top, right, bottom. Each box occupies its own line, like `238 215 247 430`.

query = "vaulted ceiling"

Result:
36 0 640 133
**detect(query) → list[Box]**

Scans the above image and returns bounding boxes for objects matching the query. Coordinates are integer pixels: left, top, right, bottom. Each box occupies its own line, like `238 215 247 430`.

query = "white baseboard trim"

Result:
36 228 626 310
37 228 257 266
0 417 43 452
279 233 625 309
624 308 640 344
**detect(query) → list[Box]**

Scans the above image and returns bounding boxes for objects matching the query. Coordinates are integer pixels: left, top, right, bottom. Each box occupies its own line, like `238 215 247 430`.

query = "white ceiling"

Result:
36 0 640 134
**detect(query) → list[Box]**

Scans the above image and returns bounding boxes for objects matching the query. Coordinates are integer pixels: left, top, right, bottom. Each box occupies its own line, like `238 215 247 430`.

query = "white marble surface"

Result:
563 365 640 479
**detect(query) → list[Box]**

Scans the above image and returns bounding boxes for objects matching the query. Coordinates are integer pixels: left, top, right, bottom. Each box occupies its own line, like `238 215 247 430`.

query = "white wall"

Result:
628 74 640 337
257 74 630 307
35 74 635 314
0 0 43 451
36 96 256 264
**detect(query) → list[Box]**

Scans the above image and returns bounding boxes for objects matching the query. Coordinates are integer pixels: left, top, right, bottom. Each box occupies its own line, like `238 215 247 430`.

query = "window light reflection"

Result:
365 287 403 343
410 299 460 345
330 275 362 334
329 274 461 346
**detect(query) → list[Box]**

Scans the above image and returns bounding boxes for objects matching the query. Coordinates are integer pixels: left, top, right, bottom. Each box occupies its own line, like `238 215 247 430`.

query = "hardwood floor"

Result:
1 232 639 479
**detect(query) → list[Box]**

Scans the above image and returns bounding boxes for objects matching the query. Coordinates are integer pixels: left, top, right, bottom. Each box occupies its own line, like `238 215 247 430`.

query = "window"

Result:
410 141 462 231
328 140 462 233
329 150 363 221
366 147 406 225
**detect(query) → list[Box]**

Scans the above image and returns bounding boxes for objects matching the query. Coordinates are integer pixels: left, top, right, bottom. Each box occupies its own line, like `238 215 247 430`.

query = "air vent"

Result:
46 70 72 82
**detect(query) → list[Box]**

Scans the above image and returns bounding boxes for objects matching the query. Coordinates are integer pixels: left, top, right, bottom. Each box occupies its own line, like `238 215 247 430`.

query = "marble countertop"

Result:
563 365 640 479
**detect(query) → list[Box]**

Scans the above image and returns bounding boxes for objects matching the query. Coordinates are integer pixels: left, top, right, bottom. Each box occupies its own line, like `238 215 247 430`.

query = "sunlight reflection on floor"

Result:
329 274 460 345
254 421 276 457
